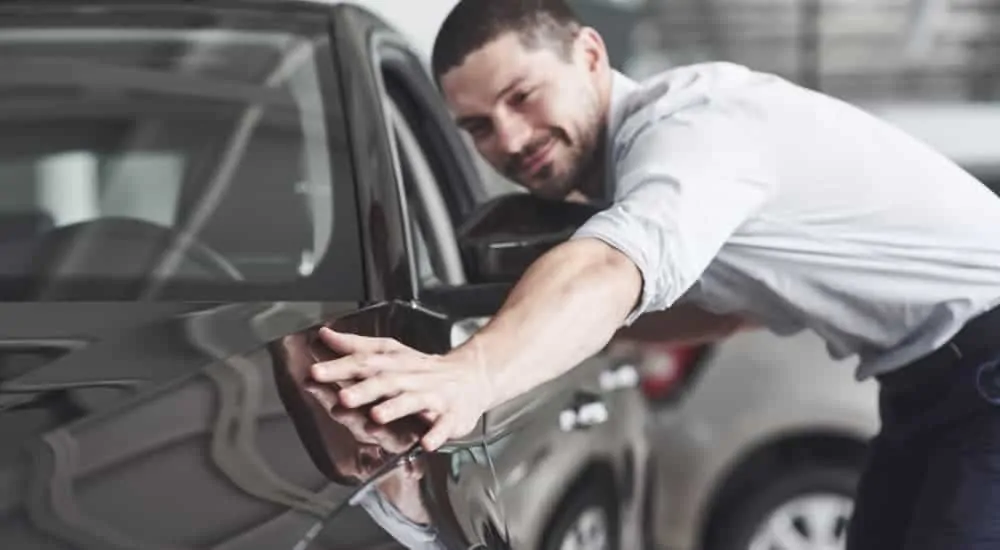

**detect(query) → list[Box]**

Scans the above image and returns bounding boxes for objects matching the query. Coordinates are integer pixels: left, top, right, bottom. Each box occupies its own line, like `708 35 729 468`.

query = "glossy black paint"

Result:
331 5 414 305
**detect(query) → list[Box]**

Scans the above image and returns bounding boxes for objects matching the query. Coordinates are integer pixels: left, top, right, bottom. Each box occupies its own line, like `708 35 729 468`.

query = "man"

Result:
310 0 1000 547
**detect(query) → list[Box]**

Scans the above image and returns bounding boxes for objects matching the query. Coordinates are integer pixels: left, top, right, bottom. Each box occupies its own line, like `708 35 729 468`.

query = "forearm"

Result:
451 237 642 408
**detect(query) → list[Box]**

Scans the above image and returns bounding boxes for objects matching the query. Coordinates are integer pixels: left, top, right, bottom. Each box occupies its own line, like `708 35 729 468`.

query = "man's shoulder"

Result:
609 62 775 160
629 61 767 102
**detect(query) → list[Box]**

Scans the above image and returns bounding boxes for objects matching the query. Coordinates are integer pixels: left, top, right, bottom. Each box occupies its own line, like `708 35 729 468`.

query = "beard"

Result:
503 129 570 199
502 93 604 201
505 126 602 201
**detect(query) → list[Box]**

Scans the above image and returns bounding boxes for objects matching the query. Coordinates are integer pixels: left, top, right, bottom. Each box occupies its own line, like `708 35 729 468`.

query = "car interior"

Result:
0 24 343 299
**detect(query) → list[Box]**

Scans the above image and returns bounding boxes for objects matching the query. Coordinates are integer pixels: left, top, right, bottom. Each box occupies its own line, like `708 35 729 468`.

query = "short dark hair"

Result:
431 0 582 82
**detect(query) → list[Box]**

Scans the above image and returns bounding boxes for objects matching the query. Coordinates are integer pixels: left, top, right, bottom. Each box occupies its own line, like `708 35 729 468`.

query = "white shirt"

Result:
356 485 447 550
573 62 1000 380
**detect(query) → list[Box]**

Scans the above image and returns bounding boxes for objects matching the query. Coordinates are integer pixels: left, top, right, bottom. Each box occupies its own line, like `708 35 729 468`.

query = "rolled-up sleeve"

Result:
572 103 778 325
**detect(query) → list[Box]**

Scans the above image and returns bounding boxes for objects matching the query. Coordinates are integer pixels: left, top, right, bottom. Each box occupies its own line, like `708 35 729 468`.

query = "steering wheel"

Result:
27 217 244 283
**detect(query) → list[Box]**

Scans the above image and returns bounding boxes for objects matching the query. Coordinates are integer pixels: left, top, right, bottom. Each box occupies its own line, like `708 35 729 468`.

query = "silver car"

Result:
629 330 876 550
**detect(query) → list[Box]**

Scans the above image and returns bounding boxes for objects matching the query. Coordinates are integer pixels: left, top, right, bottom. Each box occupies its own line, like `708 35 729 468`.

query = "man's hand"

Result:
310 238 642 452
309 327 495 451
304 382 422 454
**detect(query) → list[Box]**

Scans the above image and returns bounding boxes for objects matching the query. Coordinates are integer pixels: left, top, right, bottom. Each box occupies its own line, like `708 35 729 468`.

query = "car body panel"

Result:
0 300 507 549
485 357 651 550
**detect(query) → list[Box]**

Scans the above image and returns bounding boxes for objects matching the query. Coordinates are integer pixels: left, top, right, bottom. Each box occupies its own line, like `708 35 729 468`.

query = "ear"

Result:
575 27 608 73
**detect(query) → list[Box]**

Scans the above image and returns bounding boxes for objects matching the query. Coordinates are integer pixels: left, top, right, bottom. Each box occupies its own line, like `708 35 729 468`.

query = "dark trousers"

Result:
847 305 1000 550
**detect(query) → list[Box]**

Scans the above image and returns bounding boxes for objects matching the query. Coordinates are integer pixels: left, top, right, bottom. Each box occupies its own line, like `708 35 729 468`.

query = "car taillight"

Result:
637 343 705 402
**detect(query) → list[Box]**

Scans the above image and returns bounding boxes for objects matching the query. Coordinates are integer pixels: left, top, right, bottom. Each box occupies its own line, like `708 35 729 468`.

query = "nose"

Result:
493 111 533 155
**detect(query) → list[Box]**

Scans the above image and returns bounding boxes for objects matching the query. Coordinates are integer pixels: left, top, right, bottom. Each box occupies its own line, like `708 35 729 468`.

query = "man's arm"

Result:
309 236 644 450
453 251 755 408
450 236 643 409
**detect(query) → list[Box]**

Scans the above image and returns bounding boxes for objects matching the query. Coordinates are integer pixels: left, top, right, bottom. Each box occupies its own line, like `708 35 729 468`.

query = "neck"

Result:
577 127 607 203
578 70 614 204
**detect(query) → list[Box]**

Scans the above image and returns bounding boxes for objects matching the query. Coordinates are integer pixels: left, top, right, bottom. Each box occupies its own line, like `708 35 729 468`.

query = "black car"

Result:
0 1 651 549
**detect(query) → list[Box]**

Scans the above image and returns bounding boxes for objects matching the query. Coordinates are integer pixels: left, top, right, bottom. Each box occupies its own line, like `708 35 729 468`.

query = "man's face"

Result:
440 30 606 200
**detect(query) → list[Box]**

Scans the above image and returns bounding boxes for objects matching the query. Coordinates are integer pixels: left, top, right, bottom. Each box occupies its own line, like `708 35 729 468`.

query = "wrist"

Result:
448 336 508 411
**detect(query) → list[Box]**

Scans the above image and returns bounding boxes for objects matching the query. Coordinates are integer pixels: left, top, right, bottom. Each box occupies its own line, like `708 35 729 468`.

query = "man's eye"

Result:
511 89 532 105
468 125 491 139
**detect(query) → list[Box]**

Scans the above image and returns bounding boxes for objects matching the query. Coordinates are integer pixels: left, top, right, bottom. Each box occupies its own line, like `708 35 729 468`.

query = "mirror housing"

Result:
457 193 599 284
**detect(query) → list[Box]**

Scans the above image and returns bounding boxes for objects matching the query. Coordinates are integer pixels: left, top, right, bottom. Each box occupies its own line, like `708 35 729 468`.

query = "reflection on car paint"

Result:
0 345 357 549
269 329 505 550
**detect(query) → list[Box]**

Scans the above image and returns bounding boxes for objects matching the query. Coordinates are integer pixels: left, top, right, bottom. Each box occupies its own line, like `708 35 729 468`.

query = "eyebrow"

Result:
495 76 526 102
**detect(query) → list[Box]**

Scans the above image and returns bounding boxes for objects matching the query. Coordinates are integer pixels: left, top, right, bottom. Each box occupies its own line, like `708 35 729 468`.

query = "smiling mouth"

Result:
520 140 555 175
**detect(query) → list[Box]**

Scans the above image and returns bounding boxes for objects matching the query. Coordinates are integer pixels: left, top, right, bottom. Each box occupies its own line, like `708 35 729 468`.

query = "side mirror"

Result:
457 193 599 284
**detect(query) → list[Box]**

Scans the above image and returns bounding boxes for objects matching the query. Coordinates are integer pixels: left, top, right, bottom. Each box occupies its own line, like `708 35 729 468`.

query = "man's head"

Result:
432 0 612 200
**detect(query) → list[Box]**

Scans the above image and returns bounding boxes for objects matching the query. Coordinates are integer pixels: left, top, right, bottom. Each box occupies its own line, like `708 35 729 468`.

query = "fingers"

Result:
338 373 416 408
371 392 434 425
311 351 395 383
316 327 405 355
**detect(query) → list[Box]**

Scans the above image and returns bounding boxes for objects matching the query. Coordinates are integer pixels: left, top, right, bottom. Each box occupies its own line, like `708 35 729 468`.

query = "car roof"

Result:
325 0 457 60
0 0 457 61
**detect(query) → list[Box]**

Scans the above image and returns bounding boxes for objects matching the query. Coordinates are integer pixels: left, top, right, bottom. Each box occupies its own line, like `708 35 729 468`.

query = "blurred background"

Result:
578 0 1000 102
570 0 1000 187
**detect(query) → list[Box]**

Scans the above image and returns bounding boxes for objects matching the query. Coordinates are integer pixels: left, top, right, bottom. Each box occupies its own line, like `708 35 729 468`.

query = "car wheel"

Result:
542 480 619 550
710 466 858 550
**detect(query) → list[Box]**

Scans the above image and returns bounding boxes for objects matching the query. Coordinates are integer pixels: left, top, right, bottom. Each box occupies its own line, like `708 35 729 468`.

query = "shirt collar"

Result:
607 69 641 141
601 70 641 202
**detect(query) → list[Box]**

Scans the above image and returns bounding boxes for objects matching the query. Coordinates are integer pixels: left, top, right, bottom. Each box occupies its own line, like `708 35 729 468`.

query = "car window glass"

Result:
395 134 447 289
0 8 362 301
384 95 465 289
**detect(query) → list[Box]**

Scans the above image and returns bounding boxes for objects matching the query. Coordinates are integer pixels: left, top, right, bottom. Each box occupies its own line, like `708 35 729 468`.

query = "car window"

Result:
0 6 363 301
383 86 466 289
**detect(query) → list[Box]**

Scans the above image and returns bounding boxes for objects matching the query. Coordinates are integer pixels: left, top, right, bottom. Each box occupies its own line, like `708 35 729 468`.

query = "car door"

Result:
0 2 505 549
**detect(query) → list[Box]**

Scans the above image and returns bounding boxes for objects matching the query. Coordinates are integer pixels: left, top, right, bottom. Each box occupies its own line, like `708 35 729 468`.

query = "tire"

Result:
541 479 620 550
707 465 859 550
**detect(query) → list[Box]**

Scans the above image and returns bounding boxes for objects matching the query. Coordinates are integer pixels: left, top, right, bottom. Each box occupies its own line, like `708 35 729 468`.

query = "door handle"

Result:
558 392 609 432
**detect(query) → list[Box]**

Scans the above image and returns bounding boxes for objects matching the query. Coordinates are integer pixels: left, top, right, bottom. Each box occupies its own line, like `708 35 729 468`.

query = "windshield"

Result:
0 4 361 301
